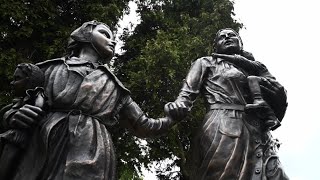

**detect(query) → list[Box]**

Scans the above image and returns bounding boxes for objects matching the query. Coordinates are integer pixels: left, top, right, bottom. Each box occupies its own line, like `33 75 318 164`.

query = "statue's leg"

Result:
246 76 268 109
246 76 280 130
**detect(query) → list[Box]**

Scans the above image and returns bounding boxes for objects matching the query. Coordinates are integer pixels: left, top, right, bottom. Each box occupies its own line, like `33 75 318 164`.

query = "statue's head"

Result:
213 28 243 54
11 63 44 97
67 20 116 62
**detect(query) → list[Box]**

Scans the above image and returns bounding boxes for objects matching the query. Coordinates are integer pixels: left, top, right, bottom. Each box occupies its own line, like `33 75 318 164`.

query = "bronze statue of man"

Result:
166 28 289 180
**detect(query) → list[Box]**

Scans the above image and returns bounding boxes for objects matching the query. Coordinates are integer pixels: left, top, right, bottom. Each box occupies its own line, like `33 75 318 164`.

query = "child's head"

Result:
11 63 44 97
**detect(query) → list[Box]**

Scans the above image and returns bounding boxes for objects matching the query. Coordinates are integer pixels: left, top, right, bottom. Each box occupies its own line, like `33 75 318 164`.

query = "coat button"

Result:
256 152 262 158
255 169 261 174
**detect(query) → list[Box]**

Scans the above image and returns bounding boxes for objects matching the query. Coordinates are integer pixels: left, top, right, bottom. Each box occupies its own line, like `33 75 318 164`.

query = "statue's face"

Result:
11 68 29 97
91 24 116 61
215 29 241 54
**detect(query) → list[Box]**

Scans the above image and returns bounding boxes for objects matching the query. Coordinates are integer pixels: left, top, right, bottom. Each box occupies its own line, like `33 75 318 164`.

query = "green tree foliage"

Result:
116 0 242 178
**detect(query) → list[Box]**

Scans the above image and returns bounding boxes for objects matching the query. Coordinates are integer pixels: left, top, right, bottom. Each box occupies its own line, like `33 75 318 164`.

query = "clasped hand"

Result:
10 104 45 129
164 102 189 121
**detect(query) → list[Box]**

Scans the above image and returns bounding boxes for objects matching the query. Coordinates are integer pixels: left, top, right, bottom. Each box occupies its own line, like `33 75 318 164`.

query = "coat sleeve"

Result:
118 96 174 138
175 57 209 109
0 104 14 131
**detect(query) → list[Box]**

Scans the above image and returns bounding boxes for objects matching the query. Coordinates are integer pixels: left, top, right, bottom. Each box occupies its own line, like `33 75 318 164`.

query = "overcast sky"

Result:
118 1 320 179
234 1 320 179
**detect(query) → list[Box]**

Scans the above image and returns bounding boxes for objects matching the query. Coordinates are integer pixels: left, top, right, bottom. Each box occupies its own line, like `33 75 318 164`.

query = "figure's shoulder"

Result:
97 65 131 94
36 57 65 68
191 56 214 68
195 56 213 64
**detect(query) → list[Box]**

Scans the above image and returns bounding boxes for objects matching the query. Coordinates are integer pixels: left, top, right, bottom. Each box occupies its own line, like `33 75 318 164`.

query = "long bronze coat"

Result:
176 56 289 180
3 57 172 180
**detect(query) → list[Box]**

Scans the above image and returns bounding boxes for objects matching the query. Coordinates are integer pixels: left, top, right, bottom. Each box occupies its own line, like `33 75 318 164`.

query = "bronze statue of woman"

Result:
0 21 186 180
166 28 289 180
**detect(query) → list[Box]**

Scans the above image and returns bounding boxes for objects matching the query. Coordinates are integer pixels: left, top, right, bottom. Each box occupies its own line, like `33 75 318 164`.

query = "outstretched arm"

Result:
118 96 187 138
166 57 209 119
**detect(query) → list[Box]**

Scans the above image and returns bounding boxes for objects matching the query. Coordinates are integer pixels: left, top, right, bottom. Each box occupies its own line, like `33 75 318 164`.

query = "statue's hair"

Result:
16 63 44 88
67 20 112 56
213 28 243 53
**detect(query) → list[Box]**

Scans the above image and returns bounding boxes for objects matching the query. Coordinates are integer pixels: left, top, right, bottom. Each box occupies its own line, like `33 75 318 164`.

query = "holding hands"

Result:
164 101 189 121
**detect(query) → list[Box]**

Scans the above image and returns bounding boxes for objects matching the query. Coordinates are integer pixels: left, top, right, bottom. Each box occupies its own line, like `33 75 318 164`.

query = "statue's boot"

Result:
245 100 281 131
245 99 269 111
264 110 281 131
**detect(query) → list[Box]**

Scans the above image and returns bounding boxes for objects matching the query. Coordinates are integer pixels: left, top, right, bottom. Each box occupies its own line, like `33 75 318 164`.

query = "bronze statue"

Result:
211 52 281 131
0 21 186 180
0 63 46 179
166 28 289 179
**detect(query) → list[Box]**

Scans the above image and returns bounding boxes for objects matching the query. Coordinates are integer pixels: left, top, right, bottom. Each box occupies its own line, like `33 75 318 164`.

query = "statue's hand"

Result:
9 104 45 129
164 102 189 121
260 78 285 97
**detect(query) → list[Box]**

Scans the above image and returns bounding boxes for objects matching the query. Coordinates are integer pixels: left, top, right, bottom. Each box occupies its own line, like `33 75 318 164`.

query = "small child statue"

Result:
0 63 46 179
212 52 281 131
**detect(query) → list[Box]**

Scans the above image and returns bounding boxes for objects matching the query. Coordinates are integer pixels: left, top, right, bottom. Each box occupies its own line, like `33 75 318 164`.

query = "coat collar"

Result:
37 57 131 94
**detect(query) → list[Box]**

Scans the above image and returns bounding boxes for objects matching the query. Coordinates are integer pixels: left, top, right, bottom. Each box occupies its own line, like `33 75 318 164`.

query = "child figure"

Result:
212 52 281 131
0 63 45 179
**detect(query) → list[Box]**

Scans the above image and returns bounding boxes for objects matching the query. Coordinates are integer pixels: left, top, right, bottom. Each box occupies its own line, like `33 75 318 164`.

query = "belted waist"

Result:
46 108 117 126
49 109 101 120
50 108 87 114
209 103 245 111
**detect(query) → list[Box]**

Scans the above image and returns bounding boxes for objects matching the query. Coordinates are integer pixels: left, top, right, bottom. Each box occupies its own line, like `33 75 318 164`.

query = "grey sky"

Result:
234 0 320 179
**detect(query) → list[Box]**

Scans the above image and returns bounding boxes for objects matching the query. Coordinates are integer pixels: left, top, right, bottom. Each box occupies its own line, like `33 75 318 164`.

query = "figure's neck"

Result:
219 51 238 55
217 47 241 55
78 44 100 63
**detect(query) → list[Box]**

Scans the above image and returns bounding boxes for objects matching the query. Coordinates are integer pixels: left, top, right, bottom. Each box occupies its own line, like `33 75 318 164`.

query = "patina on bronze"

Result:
0 63 45 179
166 28 289 180
0 21 186 180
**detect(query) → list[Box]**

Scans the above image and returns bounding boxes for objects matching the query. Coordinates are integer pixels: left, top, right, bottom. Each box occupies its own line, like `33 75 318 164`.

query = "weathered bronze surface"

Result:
166 28 289 180
0 63 45 179
0 22 289 180
0 21 182 180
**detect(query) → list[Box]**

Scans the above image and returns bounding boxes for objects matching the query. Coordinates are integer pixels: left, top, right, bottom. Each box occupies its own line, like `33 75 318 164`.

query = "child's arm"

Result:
212 53 268 76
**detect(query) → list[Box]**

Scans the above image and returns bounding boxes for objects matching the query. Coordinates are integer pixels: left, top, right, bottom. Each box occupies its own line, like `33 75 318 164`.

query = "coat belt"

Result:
209 103 245 111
